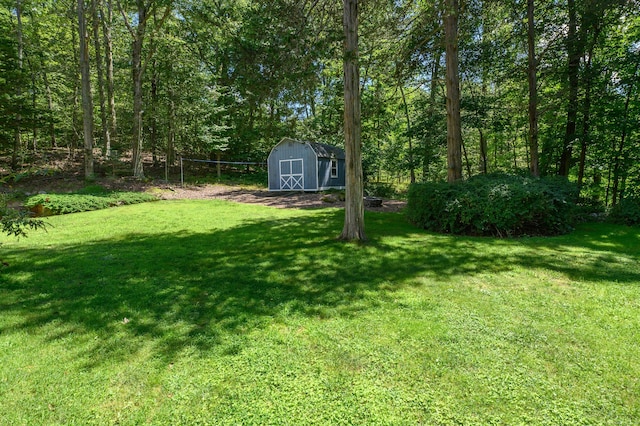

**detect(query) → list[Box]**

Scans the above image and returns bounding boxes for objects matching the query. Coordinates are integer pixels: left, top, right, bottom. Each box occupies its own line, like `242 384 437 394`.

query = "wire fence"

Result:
179 157 266 186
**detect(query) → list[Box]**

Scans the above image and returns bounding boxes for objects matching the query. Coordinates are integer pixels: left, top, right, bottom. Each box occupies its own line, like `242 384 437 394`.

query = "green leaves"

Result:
406 174 580 237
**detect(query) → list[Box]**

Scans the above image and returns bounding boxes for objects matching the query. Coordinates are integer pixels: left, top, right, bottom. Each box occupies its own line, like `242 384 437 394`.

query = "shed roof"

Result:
307 141 345 160
273 138 345 160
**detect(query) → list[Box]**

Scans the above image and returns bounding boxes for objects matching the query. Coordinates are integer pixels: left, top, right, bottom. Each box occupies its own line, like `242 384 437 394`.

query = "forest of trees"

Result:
1 0 639 206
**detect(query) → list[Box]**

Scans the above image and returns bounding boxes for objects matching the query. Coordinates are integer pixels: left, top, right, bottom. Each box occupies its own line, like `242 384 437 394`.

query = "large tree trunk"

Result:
444 0 462 183
527 0 539 177
339 0 366 241
78 0 94 177
92 0 110 157
102 0 116 155
558 0 580 176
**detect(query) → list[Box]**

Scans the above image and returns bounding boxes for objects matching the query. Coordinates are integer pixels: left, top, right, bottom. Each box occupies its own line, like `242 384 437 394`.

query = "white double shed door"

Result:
279 158 304 190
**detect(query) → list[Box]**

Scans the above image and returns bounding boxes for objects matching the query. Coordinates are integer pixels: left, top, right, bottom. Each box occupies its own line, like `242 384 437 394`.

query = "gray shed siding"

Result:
317 158 345 190
268 138 346 191
268 139 318 191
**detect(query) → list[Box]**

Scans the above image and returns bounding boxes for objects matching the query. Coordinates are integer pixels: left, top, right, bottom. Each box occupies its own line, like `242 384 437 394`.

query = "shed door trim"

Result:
279 158 304 190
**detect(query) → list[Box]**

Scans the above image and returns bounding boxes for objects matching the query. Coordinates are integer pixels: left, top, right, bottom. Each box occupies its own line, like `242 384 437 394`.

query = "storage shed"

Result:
268 138 346 191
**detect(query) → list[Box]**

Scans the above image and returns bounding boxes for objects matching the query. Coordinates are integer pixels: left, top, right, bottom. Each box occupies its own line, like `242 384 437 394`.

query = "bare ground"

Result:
153 184 406 213
4 173 405 213
1 150 405 212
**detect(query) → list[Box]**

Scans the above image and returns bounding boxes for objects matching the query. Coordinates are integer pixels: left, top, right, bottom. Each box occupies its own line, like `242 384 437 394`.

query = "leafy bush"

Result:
365 182 396 198
1 193 46 238
608 196 640 226
406 174 579 237
25 189 158 216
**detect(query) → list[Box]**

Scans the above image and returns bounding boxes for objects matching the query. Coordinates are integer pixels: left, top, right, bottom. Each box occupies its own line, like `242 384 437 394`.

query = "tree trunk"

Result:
78 0 94 178
167 91 176 166
29 58 37 152
339 0 366 241
42 70 57 147
92 0 110 157
151 58 159 166
399 85 415 183
527 0 539 177
11 0 23 170
424 50 440 180
444 0 462 183
479 129 488 174
611 61 639 206
131 2 147 179
558 0 580 177
577 49 593 187
101 0 116 154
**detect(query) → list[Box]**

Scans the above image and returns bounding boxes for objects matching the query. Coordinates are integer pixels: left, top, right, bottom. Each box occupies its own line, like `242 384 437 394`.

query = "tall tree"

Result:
558 0 580 176
340 0 366 241
527 0 539 176
12 0 23 170
444 0 462 182
118 0 171 178
91 0 110 156
77 0 94 177
101 0 116 154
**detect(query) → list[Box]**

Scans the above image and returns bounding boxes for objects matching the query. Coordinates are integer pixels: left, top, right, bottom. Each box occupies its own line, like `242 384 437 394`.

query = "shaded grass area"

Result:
0 201 639 424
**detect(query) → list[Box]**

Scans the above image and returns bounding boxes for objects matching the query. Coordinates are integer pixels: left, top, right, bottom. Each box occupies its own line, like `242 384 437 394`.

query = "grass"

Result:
1 200 639 425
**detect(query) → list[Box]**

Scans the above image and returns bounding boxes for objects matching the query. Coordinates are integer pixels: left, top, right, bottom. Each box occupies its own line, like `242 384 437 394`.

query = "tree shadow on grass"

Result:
1 210 638 367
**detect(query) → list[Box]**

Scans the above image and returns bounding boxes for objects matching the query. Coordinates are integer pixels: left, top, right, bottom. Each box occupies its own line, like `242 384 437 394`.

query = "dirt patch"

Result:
153 184 406 213
4 174 405 213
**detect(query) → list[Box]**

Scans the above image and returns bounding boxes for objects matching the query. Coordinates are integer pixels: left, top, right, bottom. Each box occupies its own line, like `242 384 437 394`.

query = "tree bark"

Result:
102 0 116 154
131 1 147 179
339 0 366 241
399 85 415 183
151 57 159 166
611 61 639 206
444 0 462 183
527 0 539 177
42 70 57 147
424 50 440 180
11 0 23 170
78 0 94 177
577 48 593 186
558 0 580 176
479 129 487 174
92 0 110 157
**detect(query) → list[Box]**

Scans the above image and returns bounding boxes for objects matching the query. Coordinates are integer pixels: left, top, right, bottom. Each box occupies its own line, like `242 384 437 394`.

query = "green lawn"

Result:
1 200 639 425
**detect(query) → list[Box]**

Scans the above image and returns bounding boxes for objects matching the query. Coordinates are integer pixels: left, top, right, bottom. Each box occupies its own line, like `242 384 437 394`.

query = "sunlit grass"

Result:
1 200 639 424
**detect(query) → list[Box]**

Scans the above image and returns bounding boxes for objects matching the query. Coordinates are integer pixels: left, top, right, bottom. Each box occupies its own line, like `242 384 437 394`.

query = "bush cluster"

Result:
406 174 579 237
608 196 640 226
365 182 396 198
25 188 158 216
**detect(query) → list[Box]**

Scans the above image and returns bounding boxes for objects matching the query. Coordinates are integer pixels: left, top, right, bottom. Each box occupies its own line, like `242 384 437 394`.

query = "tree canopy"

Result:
1 0 639 206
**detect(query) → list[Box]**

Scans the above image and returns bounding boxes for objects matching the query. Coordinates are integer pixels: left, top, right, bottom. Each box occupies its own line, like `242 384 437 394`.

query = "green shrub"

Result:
1 193 46 238
608 196 640 226
365 182 396 198
406 174 579 237
25 190 158 216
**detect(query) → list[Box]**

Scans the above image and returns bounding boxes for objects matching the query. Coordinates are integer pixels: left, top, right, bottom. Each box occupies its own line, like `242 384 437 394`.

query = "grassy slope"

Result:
0 200 639 425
